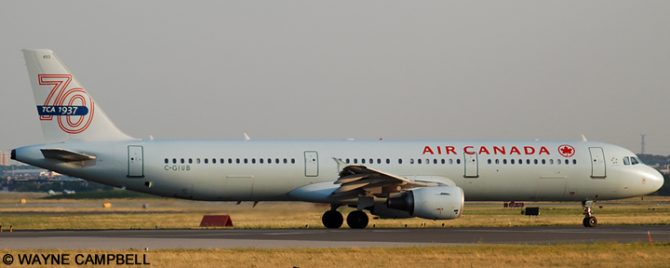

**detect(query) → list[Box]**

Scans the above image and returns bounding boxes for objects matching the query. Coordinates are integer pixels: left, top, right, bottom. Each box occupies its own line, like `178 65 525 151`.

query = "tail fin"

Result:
22 49 134 143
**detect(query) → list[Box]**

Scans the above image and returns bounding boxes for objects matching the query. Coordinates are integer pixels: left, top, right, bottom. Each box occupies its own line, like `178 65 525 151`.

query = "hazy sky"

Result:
1 1 670 157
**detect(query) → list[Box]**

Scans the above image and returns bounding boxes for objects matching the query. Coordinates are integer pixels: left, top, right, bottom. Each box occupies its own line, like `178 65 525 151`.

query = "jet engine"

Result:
369 203 413 219
386 186 464 220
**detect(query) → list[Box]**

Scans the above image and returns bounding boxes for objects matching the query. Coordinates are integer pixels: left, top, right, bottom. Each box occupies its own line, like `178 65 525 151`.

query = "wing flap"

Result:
335 174 369 184
333 181 371 193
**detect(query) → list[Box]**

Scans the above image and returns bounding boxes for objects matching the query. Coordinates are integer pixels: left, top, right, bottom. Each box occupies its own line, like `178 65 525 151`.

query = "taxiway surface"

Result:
1 226 668 249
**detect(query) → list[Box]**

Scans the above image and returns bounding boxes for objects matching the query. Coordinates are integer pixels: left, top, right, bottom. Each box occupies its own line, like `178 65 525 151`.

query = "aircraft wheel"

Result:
322 210 343 229
346 210 369 229
582 217 589 227
585 216 597 228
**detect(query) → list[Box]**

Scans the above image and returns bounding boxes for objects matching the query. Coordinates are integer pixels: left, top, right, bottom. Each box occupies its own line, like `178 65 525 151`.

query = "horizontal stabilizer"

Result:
41 149 96 162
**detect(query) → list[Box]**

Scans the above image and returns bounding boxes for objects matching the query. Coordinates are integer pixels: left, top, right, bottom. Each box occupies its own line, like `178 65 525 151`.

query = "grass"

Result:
2 242 669 267
0 194 669 229
1 196 669 267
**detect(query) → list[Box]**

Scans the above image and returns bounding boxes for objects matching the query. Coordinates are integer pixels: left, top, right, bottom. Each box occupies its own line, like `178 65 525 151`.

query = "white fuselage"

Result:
13 139 664 203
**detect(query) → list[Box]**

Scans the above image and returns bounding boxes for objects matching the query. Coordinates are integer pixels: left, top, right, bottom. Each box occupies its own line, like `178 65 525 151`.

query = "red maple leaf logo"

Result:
558 145 575 157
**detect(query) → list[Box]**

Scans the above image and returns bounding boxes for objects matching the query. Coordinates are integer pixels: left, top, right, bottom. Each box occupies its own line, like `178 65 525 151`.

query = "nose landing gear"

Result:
582 200 597 228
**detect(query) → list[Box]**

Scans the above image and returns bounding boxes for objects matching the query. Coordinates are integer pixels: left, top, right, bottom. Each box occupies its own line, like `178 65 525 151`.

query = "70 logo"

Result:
38 74 95 134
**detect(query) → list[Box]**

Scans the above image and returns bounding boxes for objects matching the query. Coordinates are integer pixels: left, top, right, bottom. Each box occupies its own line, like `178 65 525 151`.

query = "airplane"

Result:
12 49 664 229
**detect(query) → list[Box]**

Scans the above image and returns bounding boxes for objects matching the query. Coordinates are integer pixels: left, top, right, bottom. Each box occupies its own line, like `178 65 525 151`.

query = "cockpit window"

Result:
630 157 640 165
623 157 630 165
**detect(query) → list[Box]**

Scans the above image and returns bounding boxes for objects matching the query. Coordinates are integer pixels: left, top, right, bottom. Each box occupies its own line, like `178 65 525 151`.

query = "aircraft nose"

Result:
646 167 665 193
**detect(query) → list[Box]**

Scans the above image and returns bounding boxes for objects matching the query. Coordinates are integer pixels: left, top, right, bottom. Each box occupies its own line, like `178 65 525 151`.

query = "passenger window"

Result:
418 159 422 164
495 159 499 164
519 159 522 165
511 159 515 164
410 159 414 164
172 158 176 164
526 159 530 164
549 159 553 165
197 158 201 164
361 159 366 164
236 158 240 164
503 159 507 164
283 158 287 164
541 159 546 164
398 159 402 164
221 158 225 164
456 159 461 164
164 158 168 164
623 157 630 165
556 159 560 165
370 159 373 164
260 158 264 164
441 159 445 164
291 158 295 164
573 159 577 165
204 158 209 164
534 159 538 164
268 158 272 164
488 159 492 164
449 159 453 164
251 158 255 164
426 158 430 164
378 159 381 164
181 158 185 164
189 158 193 164
631 157 639 165
386 159 390 164
228 158 232 164
346 158 350 164
354 159 358 164
564 159 569 165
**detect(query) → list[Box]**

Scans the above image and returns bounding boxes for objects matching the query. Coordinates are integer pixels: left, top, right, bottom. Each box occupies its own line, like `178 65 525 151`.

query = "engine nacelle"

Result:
386 186 464 220
369 203 413 219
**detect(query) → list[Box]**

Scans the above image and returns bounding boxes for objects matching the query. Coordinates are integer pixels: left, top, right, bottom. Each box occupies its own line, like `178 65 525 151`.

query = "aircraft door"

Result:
127 145 144 178
464 153 479 178
589 147 606 178
304 151 319 177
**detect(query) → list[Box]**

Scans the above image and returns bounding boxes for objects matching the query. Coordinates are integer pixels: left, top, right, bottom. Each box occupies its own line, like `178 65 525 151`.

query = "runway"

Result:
1 225 669 249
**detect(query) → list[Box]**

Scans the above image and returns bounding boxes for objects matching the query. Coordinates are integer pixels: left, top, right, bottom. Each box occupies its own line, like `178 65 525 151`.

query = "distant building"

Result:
0 151 8 166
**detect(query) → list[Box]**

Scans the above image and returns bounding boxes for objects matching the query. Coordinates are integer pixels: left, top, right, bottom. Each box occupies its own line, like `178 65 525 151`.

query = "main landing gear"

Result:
346 210 369 229
322 206 343 229
582 200 597 228
321 205 369 229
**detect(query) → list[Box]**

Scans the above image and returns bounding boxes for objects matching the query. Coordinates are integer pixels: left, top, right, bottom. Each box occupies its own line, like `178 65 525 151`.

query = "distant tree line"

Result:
652 174 670 196
639 154 670 164
13 181 113 193
0 165 40 172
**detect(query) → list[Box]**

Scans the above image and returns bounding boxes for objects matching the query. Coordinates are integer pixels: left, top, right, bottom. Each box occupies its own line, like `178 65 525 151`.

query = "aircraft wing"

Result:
330 157 441 199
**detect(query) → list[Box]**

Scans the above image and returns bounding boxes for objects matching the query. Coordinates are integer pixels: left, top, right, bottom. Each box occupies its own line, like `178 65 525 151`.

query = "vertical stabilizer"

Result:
22 49 134 142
